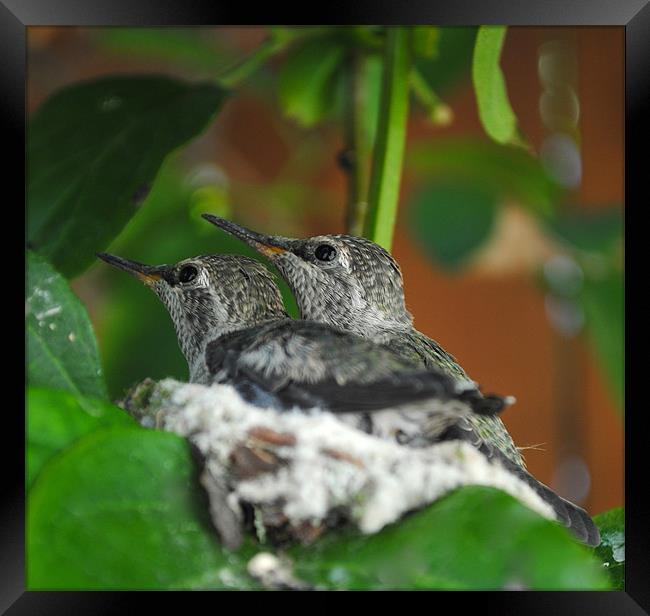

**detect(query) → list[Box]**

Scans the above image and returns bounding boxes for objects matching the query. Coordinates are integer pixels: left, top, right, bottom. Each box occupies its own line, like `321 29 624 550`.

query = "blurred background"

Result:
27 26 623 517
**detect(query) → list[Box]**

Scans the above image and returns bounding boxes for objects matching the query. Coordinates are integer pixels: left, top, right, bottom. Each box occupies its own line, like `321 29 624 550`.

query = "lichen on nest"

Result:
122 378 555 550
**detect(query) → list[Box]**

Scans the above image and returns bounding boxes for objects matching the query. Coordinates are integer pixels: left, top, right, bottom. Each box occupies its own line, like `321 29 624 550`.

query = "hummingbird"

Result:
201 216 600 547
96 252 507 433
98 251 514 549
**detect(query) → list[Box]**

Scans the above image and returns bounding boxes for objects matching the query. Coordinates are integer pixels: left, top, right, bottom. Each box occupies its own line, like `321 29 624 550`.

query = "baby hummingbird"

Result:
97 251 513 551
97 251 506 429
199 217 514 444
202 217 600 547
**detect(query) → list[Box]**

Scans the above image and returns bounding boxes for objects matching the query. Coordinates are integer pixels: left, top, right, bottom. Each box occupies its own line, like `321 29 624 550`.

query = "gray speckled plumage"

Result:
202 218 600 547
97 252 507 437
200 219 522 466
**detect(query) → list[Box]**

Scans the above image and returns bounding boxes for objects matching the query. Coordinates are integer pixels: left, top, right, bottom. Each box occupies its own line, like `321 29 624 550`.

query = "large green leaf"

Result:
409 178 498 270
26 251 107 400
290 486 609 590
580 271 624 409
472 26 520 145
26 387 134 487
27 427 258 589
278 37 346 126
408 139 561 218
27 75 228 278
593 507 624 590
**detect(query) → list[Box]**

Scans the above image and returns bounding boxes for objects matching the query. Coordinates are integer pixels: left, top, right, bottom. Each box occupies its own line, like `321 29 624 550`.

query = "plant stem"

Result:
343 51 371 236
364 27 411 250
216 36 285 88
216 28 330 89
410 67 453 126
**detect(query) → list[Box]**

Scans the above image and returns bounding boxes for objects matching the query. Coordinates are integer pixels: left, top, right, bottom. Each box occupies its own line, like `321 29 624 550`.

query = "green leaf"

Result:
290 486 609 590
408 138 561 218
94 28 234 73
27 75 228 278
27 251 107 400
409 178 498 270
580 271 624 409
593 507 624 589
28 427 258 589
27 387 134 487
472 26 520 145
278 37 346 126
546 207 623 253
415 27 477 94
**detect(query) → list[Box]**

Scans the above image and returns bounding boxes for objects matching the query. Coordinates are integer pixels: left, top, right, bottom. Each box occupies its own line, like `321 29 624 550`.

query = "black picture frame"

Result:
9 0 646 611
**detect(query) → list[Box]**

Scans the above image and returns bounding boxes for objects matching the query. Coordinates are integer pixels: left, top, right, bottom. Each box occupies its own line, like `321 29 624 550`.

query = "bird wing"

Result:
388 329 470 380
204 320 505 416
389 329 525 467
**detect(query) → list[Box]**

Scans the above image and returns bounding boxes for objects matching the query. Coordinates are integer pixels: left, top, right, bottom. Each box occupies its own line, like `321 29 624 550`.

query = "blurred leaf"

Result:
580 271 624 410
411 27 440 59
593 507 624 590
27 75 228 277
409 139 561 217
28 427 259 589
27 252 107 400
409 178 498 270
290 487 609 589
27 387 134 487
546 207 623 253
98 278 188 399
278 37 346 126
94 28 234 73
189 186 232 222
93 162 204 397
415 27 477 94
472 26 520 146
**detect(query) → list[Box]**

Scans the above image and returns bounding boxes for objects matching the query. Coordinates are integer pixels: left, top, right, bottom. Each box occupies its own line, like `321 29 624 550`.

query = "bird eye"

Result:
314 244 337 262
179 265 198 283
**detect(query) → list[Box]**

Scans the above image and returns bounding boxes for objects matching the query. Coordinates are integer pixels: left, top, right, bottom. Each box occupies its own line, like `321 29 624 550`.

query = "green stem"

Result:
216 28 330 89
410 67 453 126
216 37 285 88
343 51 371 236
364 27 411 250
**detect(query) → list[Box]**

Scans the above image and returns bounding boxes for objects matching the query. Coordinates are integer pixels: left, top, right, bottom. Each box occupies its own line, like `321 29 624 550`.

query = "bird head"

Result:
97 252 288 369
202 215 413 335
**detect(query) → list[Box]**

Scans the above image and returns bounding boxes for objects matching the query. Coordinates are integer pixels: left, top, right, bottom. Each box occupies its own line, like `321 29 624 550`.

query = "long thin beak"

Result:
201 214 292 258
96 253 166 285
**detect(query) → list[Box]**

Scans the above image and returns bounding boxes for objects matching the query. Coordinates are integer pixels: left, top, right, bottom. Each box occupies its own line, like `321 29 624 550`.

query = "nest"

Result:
122 378 555 552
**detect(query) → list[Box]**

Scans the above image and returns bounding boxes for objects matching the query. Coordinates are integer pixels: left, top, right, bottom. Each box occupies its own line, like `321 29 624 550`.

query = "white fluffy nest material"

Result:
128 378 555 548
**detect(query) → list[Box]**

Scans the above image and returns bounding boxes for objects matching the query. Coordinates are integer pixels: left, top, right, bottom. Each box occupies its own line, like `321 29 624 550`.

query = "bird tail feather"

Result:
438 424 600 547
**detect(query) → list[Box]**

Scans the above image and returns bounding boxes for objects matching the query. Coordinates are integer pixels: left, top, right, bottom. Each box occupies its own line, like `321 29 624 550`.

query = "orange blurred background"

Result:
27 26 623 516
